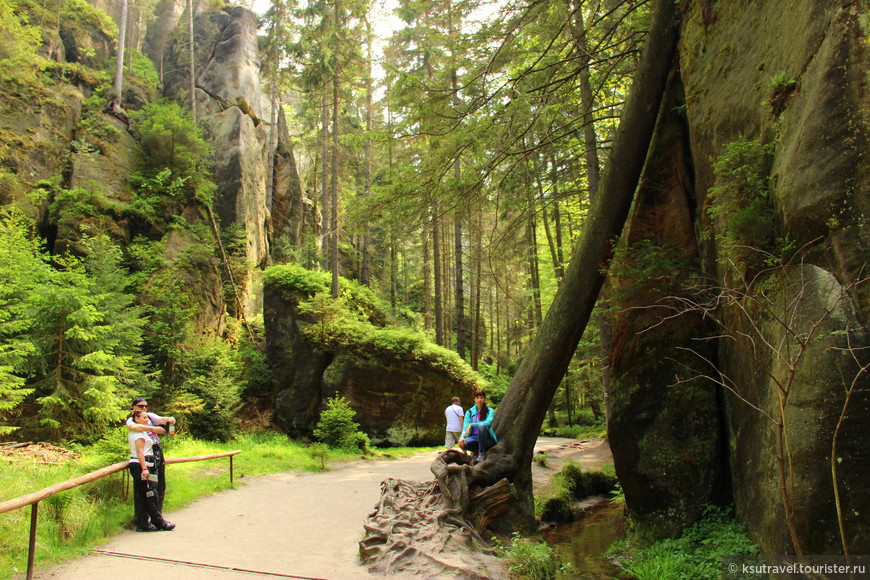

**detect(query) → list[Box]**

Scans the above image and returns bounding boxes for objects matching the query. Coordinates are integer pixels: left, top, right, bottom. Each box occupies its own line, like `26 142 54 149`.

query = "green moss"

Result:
263 264 484 389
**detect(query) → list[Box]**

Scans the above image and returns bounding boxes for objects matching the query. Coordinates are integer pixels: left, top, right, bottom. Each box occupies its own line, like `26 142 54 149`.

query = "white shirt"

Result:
126 411 165 443
128 431 155 463
445 404 464 432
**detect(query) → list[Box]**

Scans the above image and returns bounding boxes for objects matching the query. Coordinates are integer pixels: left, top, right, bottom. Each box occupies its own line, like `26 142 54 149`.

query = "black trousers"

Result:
129 461 165 527
152 443 167 511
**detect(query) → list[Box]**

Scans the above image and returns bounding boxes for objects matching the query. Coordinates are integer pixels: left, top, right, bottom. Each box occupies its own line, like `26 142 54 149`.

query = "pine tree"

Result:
0 209 45 435
28 235 150 442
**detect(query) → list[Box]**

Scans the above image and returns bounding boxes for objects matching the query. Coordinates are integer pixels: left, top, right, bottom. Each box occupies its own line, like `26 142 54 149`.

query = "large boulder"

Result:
264 267 479 446
608 72 728 534
723 265 870 554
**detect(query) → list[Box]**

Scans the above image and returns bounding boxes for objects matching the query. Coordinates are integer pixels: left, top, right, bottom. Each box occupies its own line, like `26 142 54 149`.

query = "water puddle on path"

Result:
542 500 626 579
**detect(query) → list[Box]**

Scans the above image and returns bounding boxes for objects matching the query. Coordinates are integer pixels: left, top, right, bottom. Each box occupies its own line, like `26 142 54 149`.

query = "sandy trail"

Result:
32 437 609 580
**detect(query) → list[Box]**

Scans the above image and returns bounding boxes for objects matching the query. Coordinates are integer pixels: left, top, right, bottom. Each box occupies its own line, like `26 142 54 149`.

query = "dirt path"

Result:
31 438 609 580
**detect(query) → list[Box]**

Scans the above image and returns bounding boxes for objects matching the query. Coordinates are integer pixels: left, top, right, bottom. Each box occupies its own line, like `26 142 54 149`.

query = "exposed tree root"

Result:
359 450 512 578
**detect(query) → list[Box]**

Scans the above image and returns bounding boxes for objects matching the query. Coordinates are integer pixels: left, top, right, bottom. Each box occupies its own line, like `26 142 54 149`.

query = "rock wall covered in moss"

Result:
607 0 870 554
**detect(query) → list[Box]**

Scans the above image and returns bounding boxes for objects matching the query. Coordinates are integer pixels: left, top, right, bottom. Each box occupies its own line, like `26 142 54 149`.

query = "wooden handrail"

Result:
0 461 129 515
166 450 241 465
0 450 242 514
2 449 242 580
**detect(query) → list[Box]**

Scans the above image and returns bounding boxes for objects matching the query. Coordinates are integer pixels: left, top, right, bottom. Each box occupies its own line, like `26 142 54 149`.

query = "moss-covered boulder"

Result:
264 265 481 445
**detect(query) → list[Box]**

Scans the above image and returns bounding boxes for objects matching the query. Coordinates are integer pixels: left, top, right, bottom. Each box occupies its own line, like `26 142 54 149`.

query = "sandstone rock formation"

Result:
264 270 478 446
607 0 870 554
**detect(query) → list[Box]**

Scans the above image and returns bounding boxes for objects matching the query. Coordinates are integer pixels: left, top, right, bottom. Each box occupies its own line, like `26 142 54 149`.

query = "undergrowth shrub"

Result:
495 531 565 580
313 396 370 452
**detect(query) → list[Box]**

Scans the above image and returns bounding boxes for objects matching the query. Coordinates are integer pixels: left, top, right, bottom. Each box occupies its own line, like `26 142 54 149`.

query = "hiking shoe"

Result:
136 523 158 532
476 453 485 462
159 521 176 531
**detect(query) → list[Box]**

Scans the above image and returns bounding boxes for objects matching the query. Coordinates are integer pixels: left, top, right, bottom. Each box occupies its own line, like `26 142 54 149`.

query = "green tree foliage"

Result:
128 237 197 380
27 235 150 442
176 337 242 442
313 395 370 451
0 0 41 63
0 209 44 434
130 99 215 205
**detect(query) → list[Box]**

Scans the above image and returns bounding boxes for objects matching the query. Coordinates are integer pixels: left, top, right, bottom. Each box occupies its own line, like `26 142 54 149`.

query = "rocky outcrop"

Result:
161 5 311 314
608 72 728 536
163 6 269 272
265 272 476 446
608 0 870 554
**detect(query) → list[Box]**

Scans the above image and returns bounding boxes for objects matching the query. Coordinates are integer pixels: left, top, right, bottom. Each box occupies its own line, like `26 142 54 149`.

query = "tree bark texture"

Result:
479 0 681 528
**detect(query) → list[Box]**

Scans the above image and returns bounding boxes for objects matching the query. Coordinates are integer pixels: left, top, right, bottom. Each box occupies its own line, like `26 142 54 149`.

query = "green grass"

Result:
495 531 568 580
0 432 433 578
606 505 761 580
539 422 607 439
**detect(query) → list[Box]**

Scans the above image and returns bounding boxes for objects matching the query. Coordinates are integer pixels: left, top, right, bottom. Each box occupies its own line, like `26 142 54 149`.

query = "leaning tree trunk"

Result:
483 0 681 530
484 0 681 530
360 0 681 572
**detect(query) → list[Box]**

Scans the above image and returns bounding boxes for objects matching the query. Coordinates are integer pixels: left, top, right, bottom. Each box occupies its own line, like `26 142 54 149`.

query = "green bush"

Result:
495 532 564 580
130 100 215 205
313 396 370 452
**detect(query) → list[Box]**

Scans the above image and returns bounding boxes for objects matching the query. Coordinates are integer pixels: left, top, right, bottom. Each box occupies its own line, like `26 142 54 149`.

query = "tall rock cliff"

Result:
3 0 310 332
160 5 276 312
607 0 869 555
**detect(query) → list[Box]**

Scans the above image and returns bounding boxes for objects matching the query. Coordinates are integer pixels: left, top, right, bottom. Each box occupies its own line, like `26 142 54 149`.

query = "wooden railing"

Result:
0 450 241 580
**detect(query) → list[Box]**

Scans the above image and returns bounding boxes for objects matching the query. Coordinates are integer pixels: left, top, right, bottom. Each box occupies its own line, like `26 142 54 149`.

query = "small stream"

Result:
542 499 626 579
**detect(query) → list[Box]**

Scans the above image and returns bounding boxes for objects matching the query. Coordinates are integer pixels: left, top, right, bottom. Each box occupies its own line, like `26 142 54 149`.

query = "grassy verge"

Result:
606 505 761 580
0 432 434 578
539 423 607 439
535 461 618 523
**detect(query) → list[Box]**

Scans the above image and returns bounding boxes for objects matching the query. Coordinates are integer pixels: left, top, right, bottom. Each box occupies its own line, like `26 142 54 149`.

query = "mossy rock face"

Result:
674 0 870 554
69 114 140 202
723 266 870 554
0 83 83 189
607 67 725 537
321 352 458 446
608 0 870 553
608 336 725 537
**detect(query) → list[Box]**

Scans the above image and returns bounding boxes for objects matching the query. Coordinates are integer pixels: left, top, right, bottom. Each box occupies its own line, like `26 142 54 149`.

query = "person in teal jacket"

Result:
458 389 498 462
